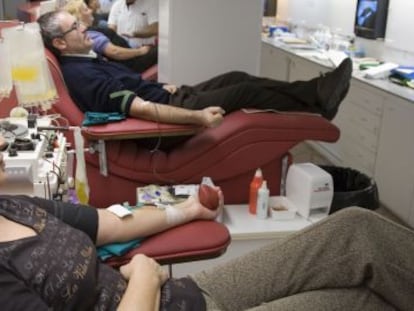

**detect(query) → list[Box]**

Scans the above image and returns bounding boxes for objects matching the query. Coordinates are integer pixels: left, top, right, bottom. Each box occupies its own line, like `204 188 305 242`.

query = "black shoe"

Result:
317 58 352 120
324 82 351 120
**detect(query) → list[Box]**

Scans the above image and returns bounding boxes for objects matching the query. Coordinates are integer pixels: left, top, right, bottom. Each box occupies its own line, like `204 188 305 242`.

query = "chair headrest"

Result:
44 48 85 126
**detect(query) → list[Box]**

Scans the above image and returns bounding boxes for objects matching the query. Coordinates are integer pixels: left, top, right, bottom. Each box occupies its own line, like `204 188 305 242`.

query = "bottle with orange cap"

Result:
248 168 263 214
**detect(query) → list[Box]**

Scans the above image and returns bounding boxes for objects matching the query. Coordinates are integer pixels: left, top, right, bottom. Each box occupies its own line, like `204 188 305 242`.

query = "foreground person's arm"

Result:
96 192 222 246
117 255 168 311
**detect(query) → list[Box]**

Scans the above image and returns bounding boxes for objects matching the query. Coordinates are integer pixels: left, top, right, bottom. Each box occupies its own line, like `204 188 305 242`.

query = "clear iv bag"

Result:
0 37 13 100
2 22 57 110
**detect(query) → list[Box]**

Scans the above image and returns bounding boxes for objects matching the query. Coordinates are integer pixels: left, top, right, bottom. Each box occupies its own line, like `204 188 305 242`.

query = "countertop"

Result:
262 36 414 104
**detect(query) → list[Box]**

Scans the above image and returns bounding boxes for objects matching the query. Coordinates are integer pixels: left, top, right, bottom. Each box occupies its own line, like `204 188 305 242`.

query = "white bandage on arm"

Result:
165 205 186 226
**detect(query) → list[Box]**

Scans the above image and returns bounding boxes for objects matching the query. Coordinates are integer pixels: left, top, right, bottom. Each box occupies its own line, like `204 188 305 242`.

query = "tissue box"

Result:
269 196 297 220
286 163 333 218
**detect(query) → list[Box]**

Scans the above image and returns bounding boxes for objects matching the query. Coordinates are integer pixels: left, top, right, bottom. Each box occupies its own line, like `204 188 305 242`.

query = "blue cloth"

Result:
82 111 126 126
97 239 142 261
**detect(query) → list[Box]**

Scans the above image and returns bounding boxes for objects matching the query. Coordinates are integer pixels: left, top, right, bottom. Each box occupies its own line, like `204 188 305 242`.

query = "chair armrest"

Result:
81 110 339 142
82 118 202 141
104 220 231 267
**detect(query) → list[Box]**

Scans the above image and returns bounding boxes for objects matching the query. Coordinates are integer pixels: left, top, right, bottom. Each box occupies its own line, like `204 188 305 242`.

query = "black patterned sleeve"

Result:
12 195 99 243
0 267 49 310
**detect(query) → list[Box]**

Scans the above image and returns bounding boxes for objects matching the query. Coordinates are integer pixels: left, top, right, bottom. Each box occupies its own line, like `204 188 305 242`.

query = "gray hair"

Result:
37 10 66 56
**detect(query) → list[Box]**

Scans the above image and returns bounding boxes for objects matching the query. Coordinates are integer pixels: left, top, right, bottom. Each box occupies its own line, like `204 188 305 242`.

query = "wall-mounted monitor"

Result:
354 0 389 39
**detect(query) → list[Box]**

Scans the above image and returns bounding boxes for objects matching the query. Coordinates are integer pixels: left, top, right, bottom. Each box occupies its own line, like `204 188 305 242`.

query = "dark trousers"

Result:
169 71 321 114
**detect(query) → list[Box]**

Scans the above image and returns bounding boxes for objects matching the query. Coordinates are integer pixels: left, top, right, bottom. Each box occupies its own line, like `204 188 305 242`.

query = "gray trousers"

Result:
192 207 414 310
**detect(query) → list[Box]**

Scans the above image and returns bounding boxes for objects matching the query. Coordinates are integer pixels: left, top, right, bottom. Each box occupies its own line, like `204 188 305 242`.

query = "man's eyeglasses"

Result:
59 21 81 38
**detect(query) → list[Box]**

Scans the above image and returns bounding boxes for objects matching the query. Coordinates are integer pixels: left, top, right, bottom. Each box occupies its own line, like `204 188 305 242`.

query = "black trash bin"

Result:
319 166 380 214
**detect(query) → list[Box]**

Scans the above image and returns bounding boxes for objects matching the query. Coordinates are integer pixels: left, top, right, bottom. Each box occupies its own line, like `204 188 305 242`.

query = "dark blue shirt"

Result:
59 56 170 116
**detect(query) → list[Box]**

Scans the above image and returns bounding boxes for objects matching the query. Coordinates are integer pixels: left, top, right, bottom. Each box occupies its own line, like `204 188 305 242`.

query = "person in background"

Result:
0 134 413 310
39 10 353 131
98 0 115 21
107 0 158 49
83 0 107 27
63 0 157 73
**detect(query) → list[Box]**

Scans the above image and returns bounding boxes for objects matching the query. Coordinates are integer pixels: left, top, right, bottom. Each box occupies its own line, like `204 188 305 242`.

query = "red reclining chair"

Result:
0 22 341 207
45 49 340 269
45 50 340 208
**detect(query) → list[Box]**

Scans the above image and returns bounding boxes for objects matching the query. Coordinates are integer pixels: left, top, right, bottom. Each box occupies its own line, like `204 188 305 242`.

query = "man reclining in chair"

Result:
38 10 352 129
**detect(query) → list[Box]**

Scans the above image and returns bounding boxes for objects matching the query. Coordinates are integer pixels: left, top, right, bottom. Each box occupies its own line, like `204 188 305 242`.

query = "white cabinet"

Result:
259 41 414 226
260 42 330 83
271 51 385 177
260 43 290 81
374 96 414 227
334 79 384 177
288 54 328 82
259 43 385 177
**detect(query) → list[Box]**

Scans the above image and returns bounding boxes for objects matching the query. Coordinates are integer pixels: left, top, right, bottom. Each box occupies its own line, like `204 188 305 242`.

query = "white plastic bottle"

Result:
256 180 269 219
